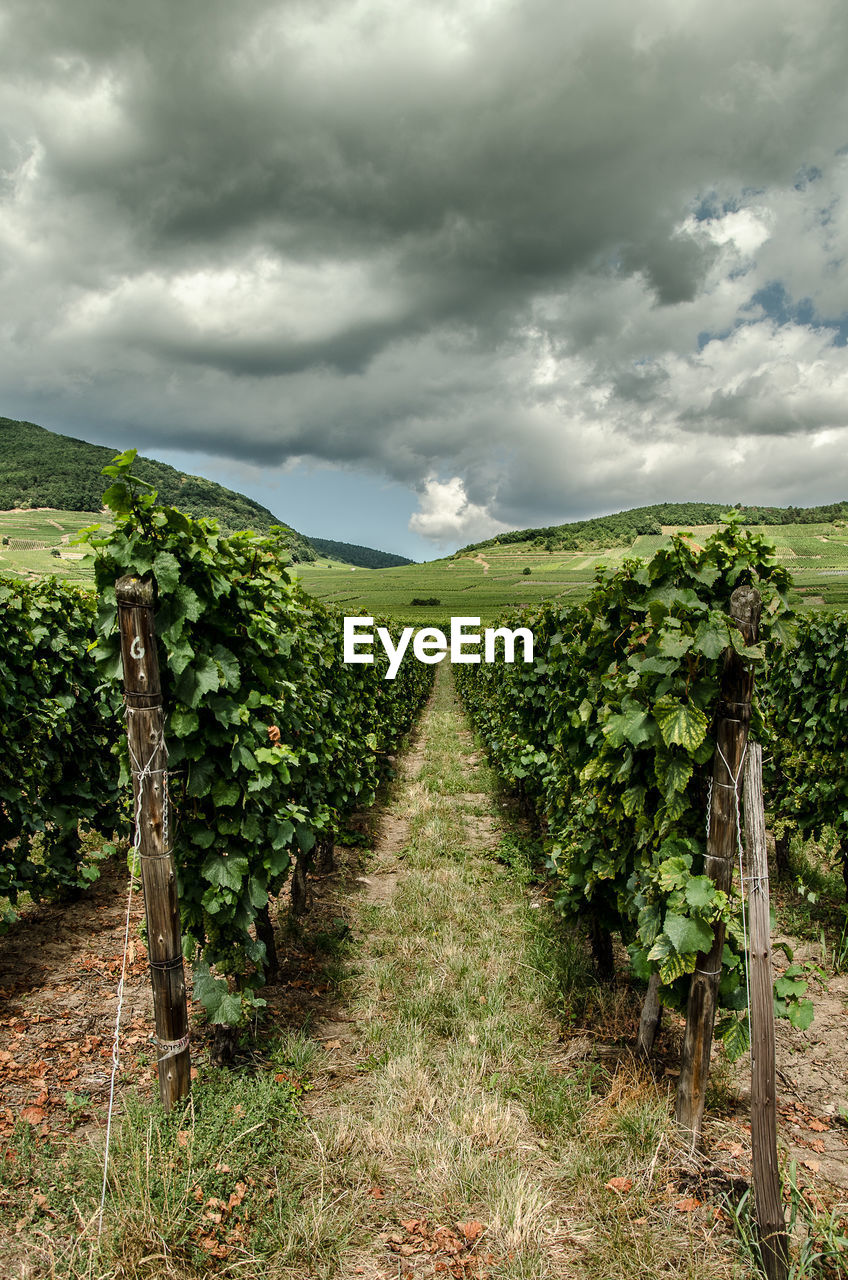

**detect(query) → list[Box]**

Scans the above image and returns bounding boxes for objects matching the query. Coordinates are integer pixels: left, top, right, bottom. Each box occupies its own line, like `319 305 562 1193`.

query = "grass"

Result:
280 666 764 1278
0 1035 352 1279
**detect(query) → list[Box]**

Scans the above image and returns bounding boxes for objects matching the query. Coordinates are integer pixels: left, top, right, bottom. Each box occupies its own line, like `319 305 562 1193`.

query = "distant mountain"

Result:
306 536 413 569
459 499 848 554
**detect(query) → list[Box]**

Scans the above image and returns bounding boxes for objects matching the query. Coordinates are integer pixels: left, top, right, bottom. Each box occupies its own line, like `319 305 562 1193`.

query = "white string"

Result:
97 713 167 1237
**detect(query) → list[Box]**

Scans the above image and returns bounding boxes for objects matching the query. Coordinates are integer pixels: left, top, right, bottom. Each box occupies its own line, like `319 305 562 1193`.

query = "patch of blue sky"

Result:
146 446 432 560
697 281 848 350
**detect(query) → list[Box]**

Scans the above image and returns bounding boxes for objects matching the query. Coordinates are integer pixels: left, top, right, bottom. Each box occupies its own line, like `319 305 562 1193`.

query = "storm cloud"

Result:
2 0 848 546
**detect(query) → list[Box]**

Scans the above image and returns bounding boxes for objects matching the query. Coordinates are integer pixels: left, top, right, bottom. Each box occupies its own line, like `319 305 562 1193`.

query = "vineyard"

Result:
1 466 848 1278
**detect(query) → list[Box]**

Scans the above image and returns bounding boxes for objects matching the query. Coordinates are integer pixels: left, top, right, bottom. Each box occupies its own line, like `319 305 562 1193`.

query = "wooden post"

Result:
676 584 761 1149
116 576 191 1111
745 744 789 1280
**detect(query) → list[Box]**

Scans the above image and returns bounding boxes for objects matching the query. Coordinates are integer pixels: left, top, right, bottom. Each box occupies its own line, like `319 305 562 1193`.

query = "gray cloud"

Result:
2 0 848 546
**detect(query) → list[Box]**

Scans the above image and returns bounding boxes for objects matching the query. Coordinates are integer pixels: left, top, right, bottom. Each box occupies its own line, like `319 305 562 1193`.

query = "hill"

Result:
0 416 322 562
306 535 413 569
459 499 848 554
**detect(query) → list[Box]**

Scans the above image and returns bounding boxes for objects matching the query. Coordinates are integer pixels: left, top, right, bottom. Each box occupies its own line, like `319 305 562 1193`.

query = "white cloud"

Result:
409 476 510 546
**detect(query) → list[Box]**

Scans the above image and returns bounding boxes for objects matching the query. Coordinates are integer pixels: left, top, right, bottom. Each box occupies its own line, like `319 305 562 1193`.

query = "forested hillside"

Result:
0 416 318 561
306 535 413 568
461 498 848 553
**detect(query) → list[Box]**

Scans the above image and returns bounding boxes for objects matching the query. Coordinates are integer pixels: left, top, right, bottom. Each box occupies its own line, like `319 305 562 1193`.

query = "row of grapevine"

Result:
456 519 807 1055
0 453 433 1027
0 578 122 915
764 612 848 894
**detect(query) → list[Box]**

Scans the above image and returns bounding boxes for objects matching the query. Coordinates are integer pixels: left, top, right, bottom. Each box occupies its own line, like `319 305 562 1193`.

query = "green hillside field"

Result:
4 509 848 620
296 522 848 624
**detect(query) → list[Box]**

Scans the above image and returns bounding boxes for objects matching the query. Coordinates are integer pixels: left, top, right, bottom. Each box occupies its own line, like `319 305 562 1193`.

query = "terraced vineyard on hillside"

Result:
298 521 848 622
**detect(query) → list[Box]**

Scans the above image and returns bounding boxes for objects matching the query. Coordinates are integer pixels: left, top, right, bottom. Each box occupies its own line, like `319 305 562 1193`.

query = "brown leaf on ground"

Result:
460 1220 485 1243
19 1106 46 1125
433 1226 464 1255
675 1198 700 1213
605 1177 633 1193
369 1185 385 1199
807 1118 829 1132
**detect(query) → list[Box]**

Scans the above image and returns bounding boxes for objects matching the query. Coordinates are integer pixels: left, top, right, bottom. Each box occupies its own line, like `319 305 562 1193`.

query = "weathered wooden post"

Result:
116 575 191 1111
676 584 761 1149
745 743 789 1280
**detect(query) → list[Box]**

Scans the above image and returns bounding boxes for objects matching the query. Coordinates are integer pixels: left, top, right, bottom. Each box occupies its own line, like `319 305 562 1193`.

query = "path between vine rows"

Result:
1 664 847 1277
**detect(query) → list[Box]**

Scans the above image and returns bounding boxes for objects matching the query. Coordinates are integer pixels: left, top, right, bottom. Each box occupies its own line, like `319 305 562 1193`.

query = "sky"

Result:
2 0 848 559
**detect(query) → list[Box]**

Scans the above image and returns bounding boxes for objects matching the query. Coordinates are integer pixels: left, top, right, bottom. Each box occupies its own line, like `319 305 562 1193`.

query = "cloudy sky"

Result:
2 0 848 557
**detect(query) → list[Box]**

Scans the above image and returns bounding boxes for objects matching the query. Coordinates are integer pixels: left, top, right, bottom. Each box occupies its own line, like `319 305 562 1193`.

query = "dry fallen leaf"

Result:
20 1106 46 1125
808 1119 828 1132
460 1220 484 1243
675 1198 700 1213
605 1177 633 1194
801 1159 820 1173
369 1186 385 1199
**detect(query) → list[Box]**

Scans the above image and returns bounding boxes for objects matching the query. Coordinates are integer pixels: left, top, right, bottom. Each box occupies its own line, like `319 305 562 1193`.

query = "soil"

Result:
730 940 848 1191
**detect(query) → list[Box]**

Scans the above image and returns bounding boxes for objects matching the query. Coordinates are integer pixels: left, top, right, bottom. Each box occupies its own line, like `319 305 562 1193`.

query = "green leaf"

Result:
684 875 716 910
774 975 808 999
693 616 730 660
211 778 240 807
187 756 216 797
170 707 199 738
663 911 713 956
653 698 708 752
247 877 268 908
153 551 180 594
604 701 651 748
202 853 248 891
657 630 693 659
722 1016 750 1062
659 951 692 984
175 655 221 708
659 755 693 794
785 998 814 1030
212 644 241 690
192 962 243 1024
